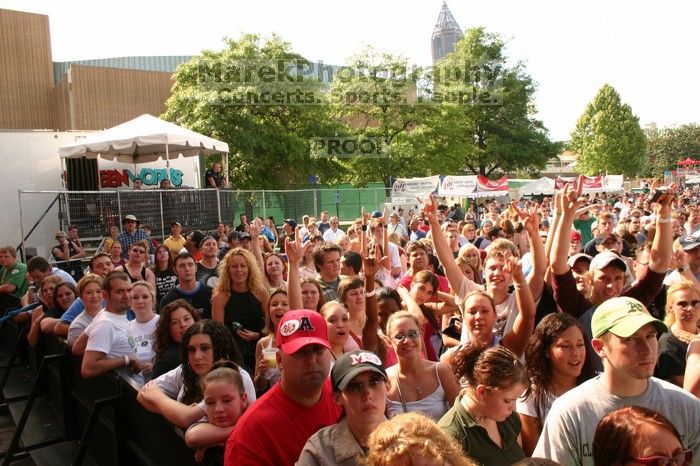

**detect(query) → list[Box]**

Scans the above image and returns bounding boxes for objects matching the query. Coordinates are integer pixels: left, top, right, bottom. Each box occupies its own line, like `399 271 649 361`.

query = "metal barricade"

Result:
17 186 389 260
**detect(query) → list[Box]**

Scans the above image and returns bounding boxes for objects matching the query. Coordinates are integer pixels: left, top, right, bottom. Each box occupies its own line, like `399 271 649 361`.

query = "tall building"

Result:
431 1 463 65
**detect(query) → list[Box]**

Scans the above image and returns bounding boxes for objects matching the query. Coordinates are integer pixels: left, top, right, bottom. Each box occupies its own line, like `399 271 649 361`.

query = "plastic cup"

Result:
262 347 279 369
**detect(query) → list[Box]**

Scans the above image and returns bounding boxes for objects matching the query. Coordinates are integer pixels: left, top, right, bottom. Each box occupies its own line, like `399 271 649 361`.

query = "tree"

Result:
326 47 434 187
569 84 646 177
644 123 700 177
163 33 346 190
417 28 559 177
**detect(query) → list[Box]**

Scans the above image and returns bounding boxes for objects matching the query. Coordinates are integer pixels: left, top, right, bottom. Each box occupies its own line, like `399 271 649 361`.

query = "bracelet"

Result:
657 217 672 224
123 355 130 367
678 266 686 274
365 289 376 298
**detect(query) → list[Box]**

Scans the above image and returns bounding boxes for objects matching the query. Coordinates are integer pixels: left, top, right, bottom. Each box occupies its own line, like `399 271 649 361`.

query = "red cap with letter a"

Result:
276 309 331 355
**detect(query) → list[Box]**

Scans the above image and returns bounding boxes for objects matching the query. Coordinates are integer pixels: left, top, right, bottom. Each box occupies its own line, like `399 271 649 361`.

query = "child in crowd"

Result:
185 360 248 464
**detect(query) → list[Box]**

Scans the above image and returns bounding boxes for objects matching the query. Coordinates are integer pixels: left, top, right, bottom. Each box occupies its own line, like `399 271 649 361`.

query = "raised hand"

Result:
361 243 381 279
502 251 525 284
285 227 309 264
511 200 539 236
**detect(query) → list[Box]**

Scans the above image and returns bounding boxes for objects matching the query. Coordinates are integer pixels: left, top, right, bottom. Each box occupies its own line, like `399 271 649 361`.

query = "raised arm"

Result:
648 182 676 274
512 200 545 301
247 220 268 287
361 244 380 352
684 336 700 397
543 193 563 286
420 195 478 295
549 181 584 275
285 230 309 310
500 254 536 357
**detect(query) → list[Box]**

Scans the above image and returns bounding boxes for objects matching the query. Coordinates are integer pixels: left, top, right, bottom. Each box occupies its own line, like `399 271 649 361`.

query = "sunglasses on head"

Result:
629 449 692 466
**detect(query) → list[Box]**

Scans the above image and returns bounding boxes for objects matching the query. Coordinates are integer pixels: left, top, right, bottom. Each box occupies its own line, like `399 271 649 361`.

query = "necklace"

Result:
672 324 696 344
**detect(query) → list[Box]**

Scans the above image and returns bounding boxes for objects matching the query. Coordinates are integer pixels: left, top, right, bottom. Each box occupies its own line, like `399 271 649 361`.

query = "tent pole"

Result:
165 144 171 181
222 153 229 188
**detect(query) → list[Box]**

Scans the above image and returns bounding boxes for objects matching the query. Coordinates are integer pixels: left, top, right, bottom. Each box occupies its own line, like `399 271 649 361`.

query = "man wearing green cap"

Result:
533 296 700 466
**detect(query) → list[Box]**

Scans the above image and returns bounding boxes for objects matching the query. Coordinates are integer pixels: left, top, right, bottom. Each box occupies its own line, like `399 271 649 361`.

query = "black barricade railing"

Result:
2 332 199 466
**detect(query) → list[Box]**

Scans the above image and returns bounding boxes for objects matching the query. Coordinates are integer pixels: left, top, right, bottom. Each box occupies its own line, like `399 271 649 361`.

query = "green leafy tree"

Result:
417 27 559 177
569 84 647 177
163 33 346 189
644 123 700 177
326 47 434 187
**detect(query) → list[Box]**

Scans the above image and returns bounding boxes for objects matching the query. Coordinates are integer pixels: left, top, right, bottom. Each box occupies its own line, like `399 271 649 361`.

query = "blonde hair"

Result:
363 412 476 466
216 247 266 295
77 273 103 296
665 280 700 327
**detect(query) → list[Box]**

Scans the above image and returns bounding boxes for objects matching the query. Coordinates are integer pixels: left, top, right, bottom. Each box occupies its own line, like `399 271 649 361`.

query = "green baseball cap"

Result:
591 296 667 338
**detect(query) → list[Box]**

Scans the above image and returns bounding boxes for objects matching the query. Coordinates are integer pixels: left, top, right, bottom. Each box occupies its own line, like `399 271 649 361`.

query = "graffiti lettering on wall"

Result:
99 169 183 188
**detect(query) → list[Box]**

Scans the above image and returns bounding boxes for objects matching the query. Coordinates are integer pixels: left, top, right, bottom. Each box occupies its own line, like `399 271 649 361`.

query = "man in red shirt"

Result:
224 309 342 466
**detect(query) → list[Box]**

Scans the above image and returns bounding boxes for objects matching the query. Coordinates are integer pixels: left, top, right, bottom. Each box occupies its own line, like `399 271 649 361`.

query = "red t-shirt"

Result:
397 273 450 293
224 379 342 466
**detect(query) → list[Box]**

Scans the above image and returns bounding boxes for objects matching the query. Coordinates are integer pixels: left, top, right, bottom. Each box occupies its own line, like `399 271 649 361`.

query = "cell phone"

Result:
230 322 244 332
649 188 668 203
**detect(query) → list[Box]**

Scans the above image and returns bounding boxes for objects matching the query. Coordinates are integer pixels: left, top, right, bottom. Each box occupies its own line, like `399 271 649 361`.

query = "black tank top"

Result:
125 265 147 283
224 290 264 371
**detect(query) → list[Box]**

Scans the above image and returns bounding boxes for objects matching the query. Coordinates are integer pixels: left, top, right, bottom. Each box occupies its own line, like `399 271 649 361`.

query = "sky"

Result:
3 0 698 141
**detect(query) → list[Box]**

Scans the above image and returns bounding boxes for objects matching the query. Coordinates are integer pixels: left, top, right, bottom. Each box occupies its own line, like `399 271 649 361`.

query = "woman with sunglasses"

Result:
655 281 700 386
297 350 389 465
117 240 155 288
384 312 460 421
593 405 693 466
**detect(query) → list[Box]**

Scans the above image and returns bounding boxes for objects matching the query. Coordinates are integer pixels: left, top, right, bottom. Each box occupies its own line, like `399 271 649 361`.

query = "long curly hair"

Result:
154 299 200 363
523 313 593 430
215 247 266 296
179 319 243 405
363 412 476 466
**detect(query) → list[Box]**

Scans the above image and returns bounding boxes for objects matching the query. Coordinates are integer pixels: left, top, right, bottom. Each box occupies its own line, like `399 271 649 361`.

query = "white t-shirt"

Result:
84 310 134 358
516 388 557 421
67 309 100 345
155 364 257 405
533 376 700 466
455 278 518 344
127 314 160 364
322 228 346 243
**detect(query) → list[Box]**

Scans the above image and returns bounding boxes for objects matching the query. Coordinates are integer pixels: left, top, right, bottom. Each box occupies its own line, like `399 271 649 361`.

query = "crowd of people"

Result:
2 175 700 465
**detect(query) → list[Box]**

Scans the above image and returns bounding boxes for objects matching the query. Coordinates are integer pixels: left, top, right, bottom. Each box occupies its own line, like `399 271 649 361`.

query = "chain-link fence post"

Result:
313 189 318 217
216 190 222 224
159 191 165 239
262 191 266 220
117 190 123 222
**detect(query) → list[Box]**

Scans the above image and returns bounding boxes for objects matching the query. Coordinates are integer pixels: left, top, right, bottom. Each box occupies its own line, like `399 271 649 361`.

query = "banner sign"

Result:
391 175 440 199
477 175 509 192
554 175 603 191
438 175 478 196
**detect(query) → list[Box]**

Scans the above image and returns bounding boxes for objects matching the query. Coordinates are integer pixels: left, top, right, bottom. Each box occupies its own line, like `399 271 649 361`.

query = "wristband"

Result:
365 289 376 298
657 217 672 224
123 355 130 367
678 266 686 274
361 224 367 231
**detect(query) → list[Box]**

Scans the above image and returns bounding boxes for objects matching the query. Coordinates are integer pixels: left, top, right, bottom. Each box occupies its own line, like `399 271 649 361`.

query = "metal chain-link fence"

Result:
18 186 388 260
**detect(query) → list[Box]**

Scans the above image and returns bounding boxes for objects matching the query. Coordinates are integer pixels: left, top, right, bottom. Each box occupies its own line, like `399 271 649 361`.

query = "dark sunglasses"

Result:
629 449 692 466
675 300 700 308
132 248 146 254
344 374 385 393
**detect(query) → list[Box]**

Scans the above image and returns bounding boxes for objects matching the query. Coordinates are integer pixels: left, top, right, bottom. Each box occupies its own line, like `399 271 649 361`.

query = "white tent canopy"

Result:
686 176 700 185
59 114 229 183
518 177 555 196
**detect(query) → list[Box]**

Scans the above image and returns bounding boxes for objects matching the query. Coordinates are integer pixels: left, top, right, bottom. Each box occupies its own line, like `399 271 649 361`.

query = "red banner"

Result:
477 175 509 192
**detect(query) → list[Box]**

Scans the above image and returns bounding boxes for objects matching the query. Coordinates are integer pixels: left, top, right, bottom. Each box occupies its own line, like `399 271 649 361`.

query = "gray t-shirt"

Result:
533 376 700 466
